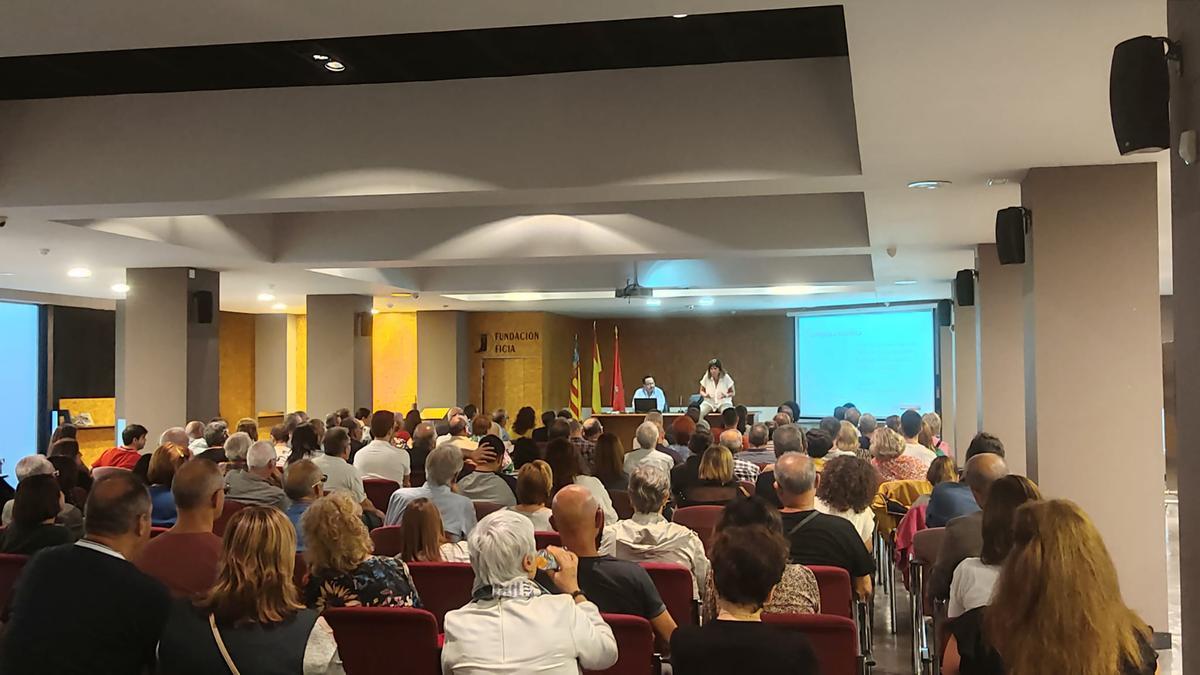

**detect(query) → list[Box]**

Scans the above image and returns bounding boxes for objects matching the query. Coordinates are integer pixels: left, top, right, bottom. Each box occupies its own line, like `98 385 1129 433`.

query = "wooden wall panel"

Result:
218 311 256 424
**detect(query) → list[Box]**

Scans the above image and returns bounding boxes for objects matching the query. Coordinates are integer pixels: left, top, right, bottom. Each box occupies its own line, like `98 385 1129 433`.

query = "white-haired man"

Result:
224 441 289 510
1 455 83 539
622 422 675 484
385 442 477 541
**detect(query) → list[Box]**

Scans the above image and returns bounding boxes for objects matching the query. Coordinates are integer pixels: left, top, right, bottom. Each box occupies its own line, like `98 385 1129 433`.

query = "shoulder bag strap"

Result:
786 510 821 538
208 613 242 675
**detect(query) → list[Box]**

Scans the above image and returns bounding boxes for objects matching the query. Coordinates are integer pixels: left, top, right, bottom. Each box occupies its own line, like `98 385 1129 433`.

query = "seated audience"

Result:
900 409 938 465
235 417 258 440
2 474 72 555
804 428 834 472
147 442 189 526
923 411 953 457
914 455 958 509
701 497 819 621
818 416 841 441
93 423 148 469
302 493 422 609
196 421 231 464
49 422 78 446
680 445 741 507
352 409 411 484
457 435 517 506
546 437 618 524
719 429 760 482
48 436 94 500
885 414 902 433
226 441 290 510
2 454 84 538
830 420 862 459
570 418 598 470
754 424 805 508
674 526 819 675
551 484 677 649
444 414 479 454
963 431 1006 462
512 406 539 440
312 428 384 524
871 427 929 481
778 401 801 423
137 458 225 596
739 423 775 465
602 466 710 600
407 421 437 474
671 429 714 503
402 408 423 436
157 506 344 674
385 443 477 540
508 460 556 531
398 497 471 562
668 415 697 463
340 416 367 460
591 432 629 490
622 422 675 482
926 457 981 527
159 426 190 449
774 453 874 600
858 414 878 452
442 510 618 674
284 423 322 466
270 423 290 458
185 420 206 454
491 408 511 442
930 453 1009 600
284 459 324 551
310 417 327 445
0 472 170 675
715 407 740 436
944 500 1156 675
815 455 880 547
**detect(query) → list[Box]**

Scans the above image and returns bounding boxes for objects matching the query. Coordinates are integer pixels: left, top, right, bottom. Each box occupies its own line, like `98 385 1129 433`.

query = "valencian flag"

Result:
611 326 626 412
569 334 582 418
591 321 603 413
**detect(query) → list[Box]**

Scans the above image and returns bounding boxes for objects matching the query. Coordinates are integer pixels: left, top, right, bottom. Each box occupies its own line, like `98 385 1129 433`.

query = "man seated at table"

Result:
632 375 667 412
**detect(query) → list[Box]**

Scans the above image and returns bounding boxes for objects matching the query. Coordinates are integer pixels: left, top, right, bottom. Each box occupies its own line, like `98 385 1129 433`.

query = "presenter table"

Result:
592 412 755 445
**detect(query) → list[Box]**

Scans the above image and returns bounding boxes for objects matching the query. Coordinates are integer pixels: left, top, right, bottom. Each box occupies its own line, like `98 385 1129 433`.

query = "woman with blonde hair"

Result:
508 459 556 531
301 493 422 609
922 411 953 456
680 446 740 507
146 443 189 526
157 506 345 674
398 497 471 563
830 420 862 459
870 428 927 482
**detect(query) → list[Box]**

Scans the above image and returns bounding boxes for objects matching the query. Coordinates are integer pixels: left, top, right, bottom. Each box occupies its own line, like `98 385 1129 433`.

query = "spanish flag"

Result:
569 334 582 419
590 321 603 413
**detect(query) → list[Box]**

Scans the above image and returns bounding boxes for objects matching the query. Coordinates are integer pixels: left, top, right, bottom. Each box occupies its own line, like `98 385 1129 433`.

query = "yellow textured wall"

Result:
372 312 418 412
287 314 307 412
467 312 544 414
219 312 256 424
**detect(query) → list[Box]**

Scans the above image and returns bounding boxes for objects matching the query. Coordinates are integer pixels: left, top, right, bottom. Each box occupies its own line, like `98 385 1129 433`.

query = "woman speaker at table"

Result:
698 358 735 416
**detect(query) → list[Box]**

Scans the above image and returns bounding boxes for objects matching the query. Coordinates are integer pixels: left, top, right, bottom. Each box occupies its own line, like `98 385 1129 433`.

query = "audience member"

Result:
285 423 321 466
309 417 327 446
624 422 674 481
442 510 618 674
686 404 703 423
458 435 517 506
871 427 928 481
551 484 677 649
885 414 902 433
312 427 383 524
93 423 148 469
147 442 188 526
352 409 411 484
235 417 258 440
547 417 571 444
157 506 343 674
963 431 1005 462
591 432 628 490
302 493 422 609
844 405 862 427
830 420 861 459
185 420 207 454
505 459 555 531
404 421 436 473
1 472 169 675
398 497 471 562
718 428 760 482
900 409 938 465
1 474 72 555
679 445 741 507
137 458 225 596
283 459 324 551
674 526 819 675
195 421 231 464
715 407 739 436
469 414 492 442
223 430 253 470
603 466 710 600
443 414 479 456
753 424 805 508
385 443 477 540
815 455 880 547
778 401 801 423
734 404 749 434
512 406 538 439
833 406 847 422
671 429 713 503
929 453 1009 600
804 428 834 471
922 411 952 456
46 438 91 513
339 416 367 460
49 422 78 446
225 441 289 510
545 437 618 524
739 423 775 465
2 454 84 537
575 417 604 469
774 453 874 600
914 454 958 509
927 457 982 527
668 414 697 462
858 413 878 451
159 426 190 448
270 423 290 456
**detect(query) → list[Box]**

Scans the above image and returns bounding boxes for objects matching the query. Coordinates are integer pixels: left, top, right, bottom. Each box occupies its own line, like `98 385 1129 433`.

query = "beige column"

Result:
306 295 373 418
937 323 956 448
952 304 979 453
416 311 469 408
254 314 288 415
1022 163 1166 629
975 244 1027 474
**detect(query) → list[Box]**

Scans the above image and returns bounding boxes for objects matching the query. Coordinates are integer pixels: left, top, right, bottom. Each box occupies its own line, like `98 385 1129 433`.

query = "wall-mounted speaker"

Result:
936 299 953 327
1110 36 1173 155
193 291 213 324
954 270 976 307
996 206 1031 265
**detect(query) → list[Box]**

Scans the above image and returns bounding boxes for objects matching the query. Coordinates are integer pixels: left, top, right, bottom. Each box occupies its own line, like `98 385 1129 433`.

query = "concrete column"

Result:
254 314 288 414
1023 163 1166 630
416 311 469 408
975 243 1027 475
306 295 373 418
116 267 219 438
937 323 956 448
952 304 979 454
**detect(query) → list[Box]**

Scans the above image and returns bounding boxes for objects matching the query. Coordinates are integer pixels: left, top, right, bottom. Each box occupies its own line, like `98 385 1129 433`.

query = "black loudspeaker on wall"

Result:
954 270 976 307
996 206 1031 265
193 291 213 324
936 299 953 327
1110 35 1174 155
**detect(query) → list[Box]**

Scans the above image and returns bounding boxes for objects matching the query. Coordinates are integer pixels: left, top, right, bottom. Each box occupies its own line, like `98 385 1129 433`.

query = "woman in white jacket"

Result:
441 510 618 675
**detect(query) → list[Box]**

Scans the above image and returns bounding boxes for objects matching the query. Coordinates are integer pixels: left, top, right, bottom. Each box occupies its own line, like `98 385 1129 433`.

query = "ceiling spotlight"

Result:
646 298 662 307
312 53 330 61
271 302 286 311
324 61 346 72
67 267 92 278
672 13 689 18
257 292 275 302
894 280 919 286
907 180 952 190
111 283 130 293
390 292 414 298
369 308 381 315
697 297 715 307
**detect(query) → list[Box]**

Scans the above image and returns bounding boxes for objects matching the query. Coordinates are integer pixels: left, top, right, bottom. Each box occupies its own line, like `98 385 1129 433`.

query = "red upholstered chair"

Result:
640 562 696 626
608 490 634 520
150 526 170 538
363 478 400 512
737 480 757 497
807 565 854 619
324 607 441 675
473 501 504 521
534 531 561 549
763 613 858 675
583 614 655 675
405 561 475 630
369 525 405 557
0 553 29 611
213 499 249 536
670 505 723 553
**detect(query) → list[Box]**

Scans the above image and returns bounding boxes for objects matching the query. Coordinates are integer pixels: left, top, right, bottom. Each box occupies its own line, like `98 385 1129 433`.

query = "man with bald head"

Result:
137 458 225 596
775 453 874 600
927 451 1006 527
158 426 189 448
551 485 677 648
929 451 1010 601
718 428 761 483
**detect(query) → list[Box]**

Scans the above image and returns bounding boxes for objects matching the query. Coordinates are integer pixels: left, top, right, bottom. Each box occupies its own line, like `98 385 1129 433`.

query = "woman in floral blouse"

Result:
301 493 422 609
870 427 929 482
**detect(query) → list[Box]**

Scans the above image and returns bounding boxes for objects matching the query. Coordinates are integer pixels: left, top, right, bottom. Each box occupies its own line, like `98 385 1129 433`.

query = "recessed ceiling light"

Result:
312 54 330 61
0 272 15 277
646 298 662 307
271 302 286 311
390 292 414 298
257 292 275 302
907 180 952 190
697 297 715 306
986 177 1010 187
894 280 919 286
369 308 381 315
67 267 92 278
111 283 130 293
672 13 689 18
324 61 346 72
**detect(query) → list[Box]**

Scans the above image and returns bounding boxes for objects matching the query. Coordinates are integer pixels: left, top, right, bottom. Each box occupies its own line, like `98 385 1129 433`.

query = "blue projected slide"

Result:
0 302 39 477
795 308 936 419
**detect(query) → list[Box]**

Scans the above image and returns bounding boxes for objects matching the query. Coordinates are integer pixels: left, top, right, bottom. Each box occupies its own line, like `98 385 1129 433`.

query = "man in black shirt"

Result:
1 471 170 674
774 453 874 600
754 424 805 508
531 411 557 443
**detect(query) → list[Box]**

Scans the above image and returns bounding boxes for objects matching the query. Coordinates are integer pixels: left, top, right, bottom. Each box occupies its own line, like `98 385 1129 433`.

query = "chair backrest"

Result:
363 478 400 512
807 565 853 619
212 499 249 536
639 562 696 626
608 490 634 520
473 501 504 521
324 607 441 675
911 526 946 566
534 531 561 549
670 505 723 552
369 525 405 558
680 486 739 508
150 526 170 538
0 553 29 611
582 613 655 675
737 480 757 496
872 479 933 535
763 613 858 675
405 561 475 630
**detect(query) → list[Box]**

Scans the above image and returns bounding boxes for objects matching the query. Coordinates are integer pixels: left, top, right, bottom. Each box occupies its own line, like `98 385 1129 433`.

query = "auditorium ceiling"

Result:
0 0 1171 316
